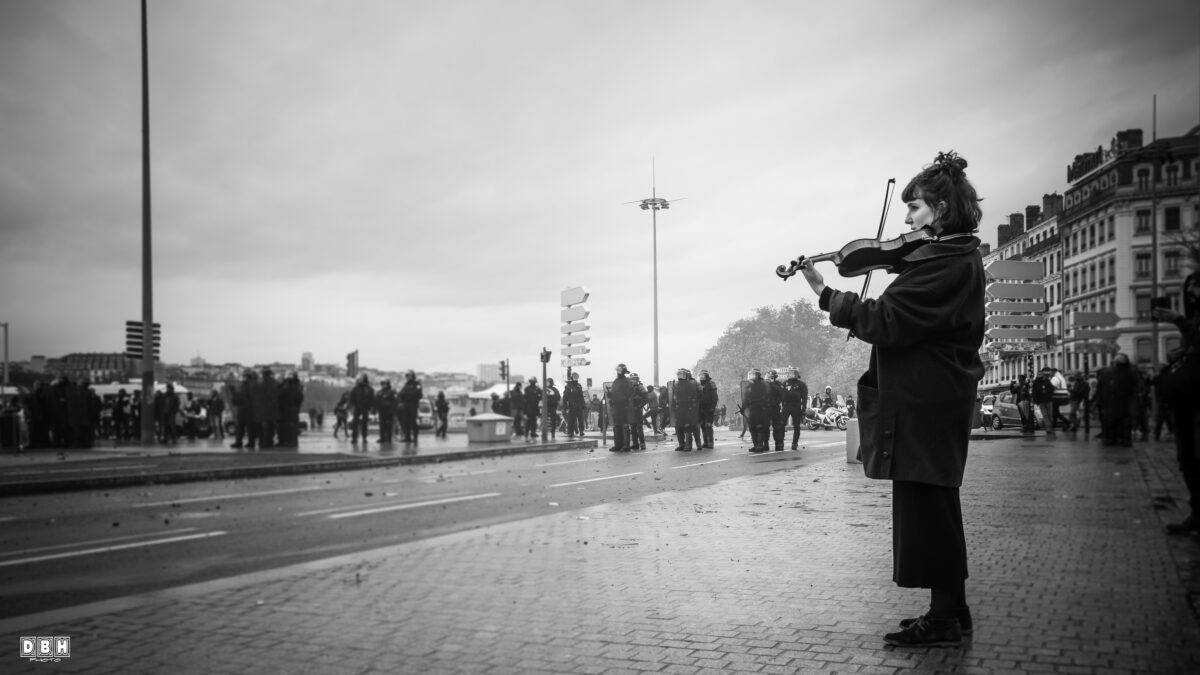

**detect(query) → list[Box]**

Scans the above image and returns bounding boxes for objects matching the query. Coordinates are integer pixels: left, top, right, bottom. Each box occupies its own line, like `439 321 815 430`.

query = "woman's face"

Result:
905 193 942 233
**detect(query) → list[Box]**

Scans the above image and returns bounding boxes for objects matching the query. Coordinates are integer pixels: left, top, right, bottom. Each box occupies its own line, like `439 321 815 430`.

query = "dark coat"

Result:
522 383 541 413
670 378 700 427
563 381 586 411
822 234 985 488
608 374 633 424
698 380 719 415
1096 363 1138 419
398 380 423 412
349 382 375 415
783 378 808 411
375 387 399 418
254 373 280 422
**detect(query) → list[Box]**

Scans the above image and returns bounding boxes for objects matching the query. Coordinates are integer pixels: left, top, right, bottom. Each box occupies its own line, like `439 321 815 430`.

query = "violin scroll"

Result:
775 256 807 280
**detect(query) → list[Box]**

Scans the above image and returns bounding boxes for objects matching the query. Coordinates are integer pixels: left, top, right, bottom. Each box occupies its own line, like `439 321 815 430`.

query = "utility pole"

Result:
139 0 156 443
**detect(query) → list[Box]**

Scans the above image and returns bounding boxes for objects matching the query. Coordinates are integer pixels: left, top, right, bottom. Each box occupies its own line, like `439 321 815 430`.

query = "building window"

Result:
1108 217 1115 240
1165 206 1180 231
1089 224 1096 248
1136 338 1152 364
1135 210 1151 233
1137 168 1150 190
1098 260 1106 287
1136 294 1152 321
1135 253 1151 279
1108 255 1116 285
1165 250 1181 277
1166 164 1179 187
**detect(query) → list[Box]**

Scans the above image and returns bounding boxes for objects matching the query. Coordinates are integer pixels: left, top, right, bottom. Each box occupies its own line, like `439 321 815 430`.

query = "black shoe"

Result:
749 447 768 453
899 606 973 635
884 616 962 647
230 443 243 449
791 444 798 450
675 445 688 452
1166 515 1200 535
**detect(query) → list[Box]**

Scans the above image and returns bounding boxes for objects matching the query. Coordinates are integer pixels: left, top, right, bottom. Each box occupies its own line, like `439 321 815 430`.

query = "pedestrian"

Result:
1096 354 1137 447
206 389 226 440
255 368 279 448
1011 374 1033 433
766 369 786 451
1067 372 1088 432
588 393 602 432
658 385 671 432
606 364 633 452
1031 368 1056 438
782 367 809 449
276 371 304 448
545 378 561 439
745 369 771 453
398 370 423 443
645 384 661 435
670 368 701 451
160 383 181 444
698 370 718 449
523 377 541 440
332 392 350 439
563 372 586 438
1153 270 1200 534
795 150 985 647
348 373 374 445
511 383 526 437
375 380 399 443
1049 367 1071 431
435 391 449 438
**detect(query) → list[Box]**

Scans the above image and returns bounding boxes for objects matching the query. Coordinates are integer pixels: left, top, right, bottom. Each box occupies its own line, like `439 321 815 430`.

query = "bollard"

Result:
845 418 861 464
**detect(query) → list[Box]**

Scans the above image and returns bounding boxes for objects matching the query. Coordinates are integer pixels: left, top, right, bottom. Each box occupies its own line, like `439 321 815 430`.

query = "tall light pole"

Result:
632 162 681 388
139 0 156 442
1 322 8 389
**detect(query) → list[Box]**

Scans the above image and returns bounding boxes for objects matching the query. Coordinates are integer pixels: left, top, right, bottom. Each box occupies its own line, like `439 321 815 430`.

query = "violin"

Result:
774 227 935 280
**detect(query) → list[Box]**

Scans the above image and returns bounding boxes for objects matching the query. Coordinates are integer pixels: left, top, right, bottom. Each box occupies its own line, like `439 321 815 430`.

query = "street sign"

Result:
561 357 590 367
560 334 590 345
985 259 1044 281
1073 329 1121 340
985 314 1046 327
561 345 590 356
561 322 590 334
561 306 588 323
985 301 1048 313
985 283 1045 300
985 327 1048 340
1072 312 1120 327
560 286 589 307
1072 342 1119 354
985 341 1043 353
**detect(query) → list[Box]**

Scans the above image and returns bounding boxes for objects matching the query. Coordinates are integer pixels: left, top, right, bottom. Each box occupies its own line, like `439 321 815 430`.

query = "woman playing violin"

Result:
797 151 986 648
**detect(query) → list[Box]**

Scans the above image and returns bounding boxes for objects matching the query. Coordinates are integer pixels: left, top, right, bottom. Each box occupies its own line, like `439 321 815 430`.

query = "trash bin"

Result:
0 410 18 450
466 413 513 443
845 418 861 464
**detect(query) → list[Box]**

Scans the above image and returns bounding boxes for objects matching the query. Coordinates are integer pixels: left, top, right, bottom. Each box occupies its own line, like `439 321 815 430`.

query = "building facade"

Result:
979 124 1199 393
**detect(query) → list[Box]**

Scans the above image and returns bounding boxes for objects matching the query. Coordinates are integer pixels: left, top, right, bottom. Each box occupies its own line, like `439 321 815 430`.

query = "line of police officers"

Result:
742 367 810 453
604 364 720 453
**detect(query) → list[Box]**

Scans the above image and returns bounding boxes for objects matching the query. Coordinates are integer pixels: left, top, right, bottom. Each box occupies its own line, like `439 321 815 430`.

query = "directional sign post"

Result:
983 260 1047 368
560 286 591 377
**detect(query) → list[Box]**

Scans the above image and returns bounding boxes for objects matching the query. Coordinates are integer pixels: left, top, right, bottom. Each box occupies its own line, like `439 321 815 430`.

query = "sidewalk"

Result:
3 432 1199 674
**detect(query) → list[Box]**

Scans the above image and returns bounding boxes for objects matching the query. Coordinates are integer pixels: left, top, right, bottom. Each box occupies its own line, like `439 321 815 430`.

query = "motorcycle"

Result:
805 406 849 431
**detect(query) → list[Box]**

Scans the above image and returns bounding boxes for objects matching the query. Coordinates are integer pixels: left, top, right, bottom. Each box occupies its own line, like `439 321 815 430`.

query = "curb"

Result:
0 439 597 496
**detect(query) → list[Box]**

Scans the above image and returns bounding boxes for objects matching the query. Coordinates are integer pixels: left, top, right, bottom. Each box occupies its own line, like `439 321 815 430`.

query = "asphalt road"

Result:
0 428 846 619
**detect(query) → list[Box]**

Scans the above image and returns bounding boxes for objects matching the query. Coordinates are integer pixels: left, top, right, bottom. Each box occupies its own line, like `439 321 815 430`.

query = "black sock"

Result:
929 582 965 620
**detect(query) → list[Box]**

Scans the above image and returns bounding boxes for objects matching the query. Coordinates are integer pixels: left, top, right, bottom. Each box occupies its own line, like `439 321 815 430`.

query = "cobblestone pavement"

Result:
3 432 1199 674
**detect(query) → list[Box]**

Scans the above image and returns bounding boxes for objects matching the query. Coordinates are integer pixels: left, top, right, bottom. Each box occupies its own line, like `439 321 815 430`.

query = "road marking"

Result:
328 492 502 519
296 491 476 517
536 456 602 467
0 528 201 558
133 485 326 508
548 472 643 488
3 463 158 477
805 441 845 448
671 458 730 469
417 469 499 483
0 531 226 568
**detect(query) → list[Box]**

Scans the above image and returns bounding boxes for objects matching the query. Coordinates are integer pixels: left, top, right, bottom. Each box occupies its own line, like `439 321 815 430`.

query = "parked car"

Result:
417 398 435 430
985 391 1042 430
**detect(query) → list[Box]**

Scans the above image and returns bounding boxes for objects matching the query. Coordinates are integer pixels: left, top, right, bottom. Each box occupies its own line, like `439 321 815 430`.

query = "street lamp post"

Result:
637 195 670 388
1 322 8 389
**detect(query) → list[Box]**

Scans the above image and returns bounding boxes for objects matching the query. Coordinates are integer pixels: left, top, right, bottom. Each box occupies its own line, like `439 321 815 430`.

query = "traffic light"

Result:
124 320 160 361
346 350 358 377
499 360 507 379
539 348 551 364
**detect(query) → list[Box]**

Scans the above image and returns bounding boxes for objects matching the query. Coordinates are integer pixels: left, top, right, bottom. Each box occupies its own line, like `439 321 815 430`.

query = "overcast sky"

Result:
1 0 1197 384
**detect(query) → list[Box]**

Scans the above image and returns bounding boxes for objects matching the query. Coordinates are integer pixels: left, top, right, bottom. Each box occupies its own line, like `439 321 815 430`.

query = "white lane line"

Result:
416 469 499 483
0 531 226 568
0 528 200 559
297 491 476 517
328 492 501 519
3 463 158 477
548 472 643 488
671 458 730 469
536 456 602 467
0 516 16 523
805 441 845 448
133 485 326 508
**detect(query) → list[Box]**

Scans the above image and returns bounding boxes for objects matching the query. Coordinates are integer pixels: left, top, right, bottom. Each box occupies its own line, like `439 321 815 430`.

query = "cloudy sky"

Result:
1 0 1197 384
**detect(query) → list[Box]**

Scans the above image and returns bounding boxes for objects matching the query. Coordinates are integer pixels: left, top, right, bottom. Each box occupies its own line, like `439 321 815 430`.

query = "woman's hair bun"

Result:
933 151 967 176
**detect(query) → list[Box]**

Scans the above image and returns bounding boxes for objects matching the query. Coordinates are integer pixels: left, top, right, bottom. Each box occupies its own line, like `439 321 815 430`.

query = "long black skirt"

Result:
892 480 968 588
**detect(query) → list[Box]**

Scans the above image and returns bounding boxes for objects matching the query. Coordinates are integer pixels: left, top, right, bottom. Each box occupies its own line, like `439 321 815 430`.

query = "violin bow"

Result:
847 177 896 342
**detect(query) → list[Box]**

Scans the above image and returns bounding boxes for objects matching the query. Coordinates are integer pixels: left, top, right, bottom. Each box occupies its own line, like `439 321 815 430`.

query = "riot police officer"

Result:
629 373 648 450
745 369 771 453
671 368 701 451
698 370 719 449
563 372 586 438
767 369 786 451
375 379 399 443
782 367 810 450
607 364 633 452
398 370 423 443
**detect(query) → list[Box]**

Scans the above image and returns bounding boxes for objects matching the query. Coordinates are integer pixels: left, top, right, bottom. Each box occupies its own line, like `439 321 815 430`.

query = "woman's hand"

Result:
799 258 826 297
1152 307 1183 323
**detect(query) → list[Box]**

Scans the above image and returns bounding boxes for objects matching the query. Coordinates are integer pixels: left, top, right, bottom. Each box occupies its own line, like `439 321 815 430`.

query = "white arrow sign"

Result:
985 314 1047 327
560 286 590 307
986 283 1045 300
561 345 591 356
985 259 1044 281
561 306 589 323
561 322 590 334
561 334 591 345
561 358 590 367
